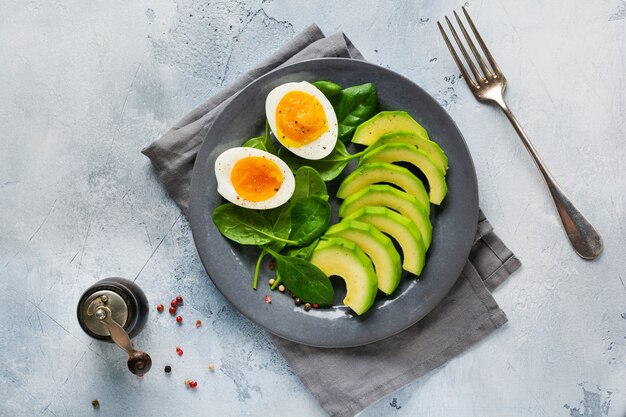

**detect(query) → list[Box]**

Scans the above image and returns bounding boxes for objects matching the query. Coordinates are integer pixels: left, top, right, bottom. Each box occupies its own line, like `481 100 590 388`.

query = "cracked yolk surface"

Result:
275 91 328 148
231 156 284 202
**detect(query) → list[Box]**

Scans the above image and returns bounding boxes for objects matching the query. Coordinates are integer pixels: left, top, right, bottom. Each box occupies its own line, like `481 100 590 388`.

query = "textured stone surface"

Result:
1 1 625 416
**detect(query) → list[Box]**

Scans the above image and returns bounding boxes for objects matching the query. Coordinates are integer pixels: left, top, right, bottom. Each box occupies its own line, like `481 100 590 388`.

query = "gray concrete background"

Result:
1 0 624 416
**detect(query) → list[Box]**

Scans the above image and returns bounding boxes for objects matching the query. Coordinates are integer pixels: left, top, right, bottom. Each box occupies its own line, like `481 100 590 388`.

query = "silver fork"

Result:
438 7 603 260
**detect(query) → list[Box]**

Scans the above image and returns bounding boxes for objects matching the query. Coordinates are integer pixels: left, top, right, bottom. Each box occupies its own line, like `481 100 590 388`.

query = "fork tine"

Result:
462 6 502 75
453 11 492 78
437 21 477 89
444 16 483 84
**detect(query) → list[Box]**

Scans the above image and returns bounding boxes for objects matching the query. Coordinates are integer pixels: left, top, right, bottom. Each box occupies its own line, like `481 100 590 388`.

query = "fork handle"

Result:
494 99 603 259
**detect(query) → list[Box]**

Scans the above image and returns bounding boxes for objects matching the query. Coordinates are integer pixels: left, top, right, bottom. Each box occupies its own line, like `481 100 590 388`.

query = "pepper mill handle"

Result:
127 351 153 375
95 306 152 375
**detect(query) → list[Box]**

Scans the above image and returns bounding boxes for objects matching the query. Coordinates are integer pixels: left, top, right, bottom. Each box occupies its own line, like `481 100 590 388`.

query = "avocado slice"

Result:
336 162 430 214
359 143 448 205
366 131 448 173
352 111 429 146
338 184 433 249
325 220 402 295
310 237 378 315
344 206 426 276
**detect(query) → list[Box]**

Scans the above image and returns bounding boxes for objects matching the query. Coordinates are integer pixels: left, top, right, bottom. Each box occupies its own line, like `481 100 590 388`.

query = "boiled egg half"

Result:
265 81 338 160
215 147 295 210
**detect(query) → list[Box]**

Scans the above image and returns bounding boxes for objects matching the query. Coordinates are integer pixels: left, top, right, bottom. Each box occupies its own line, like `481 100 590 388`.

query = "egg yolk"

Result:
275 91 328 148
231 156 284 202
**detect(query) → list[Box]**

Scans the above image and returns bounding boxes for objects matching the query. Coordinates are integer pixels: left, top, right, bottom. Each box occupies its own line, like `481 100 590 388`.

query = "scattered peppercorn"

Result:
164 365 171 373
189 380 198 389
169 306 176 315
312 303 319 309
170 299 178 308
294 298 302 306
176 315 183 324
176 347 183 356
91 399 100 409
264 295 272 304
156 304 164 313
268 278 276 286
184 379 190 387
176 295 183 304
208 363 216 372
278 284 286 293
304 303 312 311
268 259 276 270
195 319 202 328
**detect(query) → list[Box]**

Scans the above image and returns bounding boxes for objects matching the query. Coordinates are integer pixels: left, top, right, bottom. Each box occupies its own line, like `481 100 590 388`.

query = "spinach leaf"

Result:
278 140 363 181
254 202 291 288
270 269 282 290
283 238 319 260
330 83 378 143
242 121 276 154
313 80 342 98
262 203 292 252
289 196 331 246
252 249 268 289
212 203 297 246
267 203 292 237
292 166 328 204
242 135 266 151
266 249 335 305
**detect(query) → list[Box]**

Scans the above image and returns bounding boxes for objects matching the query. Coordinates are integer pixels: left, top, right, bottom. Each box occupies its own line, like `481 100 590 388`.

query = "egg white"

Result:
265 81 338 160
214 147 295 210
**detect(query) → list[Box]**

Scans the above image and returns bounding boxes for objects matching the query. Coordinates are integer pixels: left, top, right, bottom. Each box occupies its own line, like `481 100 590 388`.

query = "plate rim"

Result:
188 57 479 348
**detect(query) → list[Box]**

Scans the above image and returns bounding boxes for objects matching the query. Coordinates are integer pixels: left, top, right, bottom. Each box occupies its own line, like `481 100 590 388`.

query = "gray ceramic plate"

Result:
189 58 478 348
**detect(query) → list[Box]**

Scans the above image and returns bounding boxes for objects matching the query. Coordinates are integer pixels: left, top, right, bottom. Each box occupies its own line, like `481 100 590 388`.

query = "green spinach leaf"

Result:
278 140 363 181
253 203 291 287
312 80 342 98
283 238 319 260
289 196 331 246
242 121 276 154
262 203 292 252
212 203 297 246
270 269 282 290
266 249 335 305
330 83 378 143
252 249 268 289
292 166 328 204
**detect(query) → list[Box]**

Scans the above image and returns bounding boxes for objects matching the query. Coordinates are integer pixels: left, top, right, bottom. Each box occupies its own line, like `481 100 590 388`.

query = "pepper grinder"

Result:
77 277 152 375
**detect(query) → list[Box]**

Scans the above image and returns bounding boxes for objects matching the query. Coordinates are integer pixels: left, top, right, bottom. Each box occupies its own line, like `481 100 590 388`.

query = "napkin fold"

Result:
143 24 521 417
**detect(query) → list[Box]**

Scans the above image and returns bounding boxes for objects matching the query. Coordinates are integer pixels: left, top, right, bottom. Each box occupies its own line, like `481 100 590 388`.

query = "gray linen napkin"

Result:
142 24 521 417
